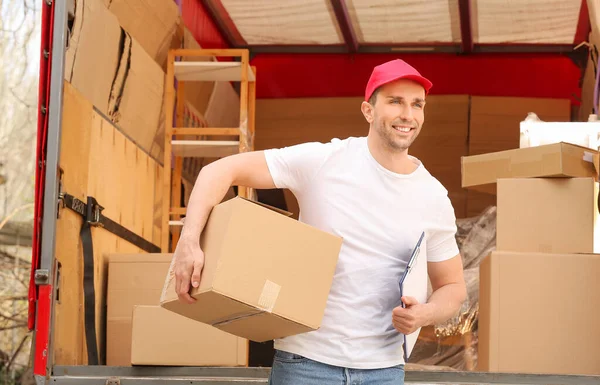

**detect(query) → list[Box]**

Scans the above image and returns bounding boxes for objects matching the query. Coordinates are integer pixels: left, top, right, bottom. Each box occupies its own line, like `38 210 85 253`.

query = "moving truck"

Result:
26 0 600 384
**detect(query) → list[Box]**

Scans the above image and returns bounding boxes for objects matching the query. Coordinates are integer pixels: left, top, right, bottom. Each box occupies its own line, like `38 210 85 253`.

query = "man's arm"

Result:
180 151 276 241
393 254 466 334
174 151 276 303
422 254 467 325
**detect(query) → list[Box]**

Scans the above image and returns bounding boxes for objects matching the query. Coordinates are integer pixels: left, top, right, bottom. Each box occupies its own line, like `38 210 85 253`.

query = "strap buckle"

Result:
86 196 104 227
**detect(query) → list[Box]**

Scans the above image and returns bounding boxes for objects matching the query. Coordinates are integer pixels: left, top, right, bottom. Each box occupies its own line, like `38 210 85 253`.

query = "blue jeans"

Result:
268 350 405 385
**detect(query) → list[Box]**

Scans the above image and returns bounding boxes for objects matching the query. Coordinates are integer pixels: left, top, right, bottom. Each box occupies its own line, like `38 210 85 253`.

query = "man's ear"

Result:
361 101 374 124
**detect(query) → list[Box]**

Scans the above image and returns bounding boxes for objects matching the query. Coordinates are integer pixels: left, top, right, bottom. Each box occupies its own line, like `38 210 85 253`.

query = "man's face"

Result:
367 79 426 152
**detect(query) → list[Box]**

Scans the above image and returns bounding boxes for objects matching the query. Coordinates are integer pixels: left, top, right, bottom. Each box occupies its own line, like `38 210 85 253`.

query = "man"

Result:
172 59 467 384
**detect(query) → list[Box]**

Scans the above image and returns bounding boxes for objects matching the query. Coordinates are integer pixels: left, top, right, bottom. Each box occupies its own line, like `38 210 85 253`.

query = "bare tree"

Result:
0 0 40 222
0 0 40 383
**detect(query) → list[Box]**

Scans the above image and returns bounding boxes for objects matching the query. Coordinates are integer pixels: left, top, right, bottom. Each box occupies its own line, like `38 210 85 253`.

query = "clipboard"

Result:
398 231 426 362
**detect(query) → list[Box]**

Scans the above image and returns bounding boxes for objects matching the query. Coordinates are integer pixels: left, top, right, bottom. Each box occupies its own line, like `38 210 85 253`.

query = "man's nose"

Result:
399 105 413 121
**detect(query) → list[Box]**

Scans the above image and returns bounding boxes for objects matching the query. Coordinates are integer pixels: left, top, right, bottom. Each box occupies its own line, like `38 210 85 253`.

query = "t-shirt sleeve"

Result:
263 141 333 196
427 194 461 263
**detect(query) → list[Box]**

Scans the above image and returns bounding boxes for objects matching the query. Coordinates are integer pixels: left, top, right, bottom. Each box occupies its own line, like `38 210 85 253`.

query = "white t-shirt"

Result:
263 136 460 369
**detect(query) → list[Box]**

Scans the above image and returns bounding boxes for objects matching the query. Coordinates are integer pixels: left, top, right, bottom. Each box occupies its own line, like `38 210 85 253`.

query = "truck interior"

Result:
27 0 600 384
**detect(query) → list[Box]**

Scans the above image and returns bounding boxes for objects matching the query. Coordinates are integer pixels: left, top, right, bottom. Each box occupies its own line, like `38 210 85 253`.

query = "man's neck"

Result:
367 135 418 175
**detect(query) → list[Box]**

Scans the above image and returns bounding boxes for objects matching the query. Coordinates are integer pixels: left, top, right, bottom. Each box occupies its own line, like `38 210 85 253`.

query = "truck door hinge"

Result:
34 269 49 285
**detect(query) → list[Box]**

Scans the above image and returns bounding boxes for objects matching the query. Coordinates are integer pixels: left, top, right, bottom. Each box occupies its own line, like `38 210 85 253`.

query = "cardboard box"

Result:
461 142 598 194
160 197 343 342
497 177 600 254
131 306 247 366
65 0 165 163
479 251 600 375
109 35 165 155
107 254 248 366
103 0 182 70
65 0 121 115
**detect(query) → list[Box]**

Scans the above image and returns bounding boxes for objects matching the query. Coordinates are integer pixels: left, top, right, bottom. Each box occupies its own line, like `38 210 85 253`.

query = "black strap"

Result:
80 220 99 365
63 194 161 253
62 193 161 365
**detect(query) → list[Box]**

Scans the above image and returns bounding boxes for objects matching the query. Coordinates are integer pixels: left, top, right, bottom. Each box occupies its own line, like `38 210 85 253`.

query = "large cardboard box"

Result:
160 197 343 342
107 254 248 366
131 306 247 366
497 177 599 254
479 251 600 375
461 142 598 194
65 0 165 162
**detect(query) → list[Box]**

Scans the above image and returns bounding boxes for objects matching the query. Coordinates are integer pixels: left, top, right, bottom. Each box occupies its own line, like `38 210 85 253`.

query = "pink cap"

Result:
364 59 433 102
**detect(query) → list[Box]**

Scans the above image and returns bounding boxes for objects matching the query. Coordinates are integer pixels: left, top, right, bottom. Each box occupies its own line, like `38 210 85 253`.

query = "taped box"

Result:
461 142 598 194
160 196 343 342
479 250 600 375
107 253 248 366
131 306 247 366
497 177 600 254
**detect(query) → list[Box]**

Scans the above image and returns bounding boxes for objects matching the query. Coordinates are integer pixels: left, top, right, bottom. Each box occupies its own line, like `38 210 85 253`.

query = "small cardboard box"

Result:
131 306 247 366
461 142 598 194
479 251 600 375
497 177 600 254
107 253 248 366
160 196 343 342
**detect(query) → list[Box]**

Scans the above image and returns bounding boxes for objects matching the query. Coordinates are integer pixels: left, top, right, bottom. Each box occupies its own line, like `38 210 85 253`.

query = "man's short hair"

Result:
368 87 380 106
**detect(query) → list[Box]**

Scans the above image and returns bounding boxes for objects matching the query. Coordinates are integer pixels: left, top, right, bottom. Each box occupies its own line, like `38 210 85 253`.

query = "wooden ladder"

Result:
162 49 257 252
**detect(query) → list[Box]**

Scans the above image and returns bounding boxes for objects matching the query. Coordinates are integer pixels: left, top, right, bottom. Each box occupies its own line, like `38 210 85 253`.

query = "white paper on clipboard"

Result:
399 232 428 361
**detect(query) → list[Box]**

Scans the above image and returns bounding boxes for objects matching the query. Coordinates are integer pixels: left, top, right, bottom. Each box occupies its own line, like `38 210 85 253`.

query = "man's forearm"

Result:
422 283 467 326
180 163 233 241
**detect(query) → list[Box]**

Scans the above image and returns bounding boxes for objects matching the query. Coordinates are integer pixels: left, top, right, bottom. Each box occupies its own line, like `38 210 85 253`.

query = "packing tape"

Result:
258 280 281 313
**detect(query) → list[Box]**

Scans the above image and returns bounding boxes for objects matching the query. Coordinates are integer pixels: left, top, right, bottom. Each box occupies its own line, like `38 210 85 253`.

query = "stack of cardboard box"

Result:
461 141 600 375
106 253 249 367
106 197 342 366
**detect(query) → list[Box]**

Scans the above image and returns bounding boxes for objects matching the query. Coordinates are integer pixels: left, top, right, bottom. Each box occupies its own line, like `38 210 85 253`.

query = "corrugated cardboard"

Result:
103 0 182 70
131 306 247 366
497 177 600 254
479 251 600 375
107 253 248 366
461 142 598 194
109 36 165 155
65 0 121 115
160 197 343 342
65 0 165 163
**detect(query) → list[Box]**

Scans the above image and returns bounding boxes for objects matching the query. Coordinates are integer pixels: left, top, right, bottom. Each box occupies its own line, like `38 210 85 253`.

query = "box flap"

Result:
236 196 293 217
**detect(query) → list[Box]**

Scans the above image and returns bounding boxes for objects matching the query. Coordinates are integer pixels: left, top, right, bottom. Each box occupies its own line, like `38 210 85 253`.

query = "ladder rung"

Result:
172 140 240 158
170 207 187 215
173 127 240 136
174 61 256 82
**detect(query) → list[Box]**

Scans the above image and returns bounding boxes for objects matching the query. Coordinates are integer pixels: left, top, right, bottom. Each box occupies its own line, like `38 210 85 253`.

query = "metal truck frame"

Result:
28 1 600 384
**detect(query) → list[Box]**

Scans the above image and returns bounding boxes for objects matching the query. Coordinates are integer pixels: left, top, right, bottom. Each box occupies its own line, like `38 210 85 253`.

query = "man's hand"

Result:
392 296 433 335
173 236 205 304
169 151 277 305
